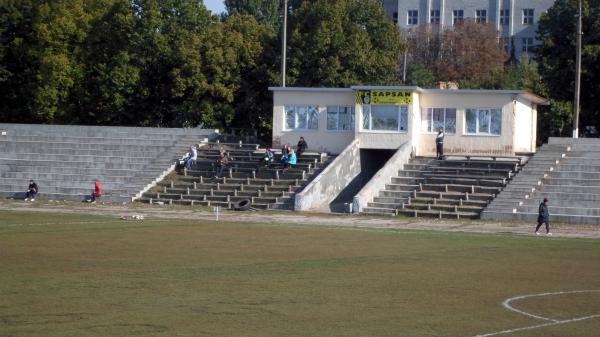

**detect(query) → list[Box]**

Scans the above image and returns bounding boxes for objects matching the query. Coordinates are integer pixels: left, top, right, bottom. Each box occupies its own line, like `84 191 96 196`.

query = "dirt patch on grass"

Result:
1 199 599 239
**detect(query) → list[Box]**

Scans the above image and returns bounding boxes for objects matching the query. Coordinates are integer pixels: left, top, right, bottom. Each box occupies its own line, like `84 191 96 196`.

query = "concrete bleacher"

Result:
362 156 522 219
0 124 214 202
137 140 334 210
482 137 600 224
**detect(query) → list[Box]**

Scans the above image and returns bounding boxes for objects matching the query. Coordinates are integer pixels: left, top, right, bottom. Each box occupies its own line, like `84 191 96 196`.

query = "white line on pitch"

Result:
473 290 600 337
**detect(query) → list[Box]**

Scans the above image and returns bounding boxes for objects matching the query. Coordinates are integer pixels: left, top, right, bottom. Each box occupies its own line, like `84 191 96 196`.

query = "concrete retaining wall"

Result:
353 141 413 212
294 139 361 211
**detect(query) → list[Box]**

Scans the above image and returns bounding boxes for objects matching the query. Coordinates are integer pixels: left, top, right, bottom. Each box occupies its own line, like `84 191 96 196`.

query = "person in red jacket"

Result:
89 180 102 203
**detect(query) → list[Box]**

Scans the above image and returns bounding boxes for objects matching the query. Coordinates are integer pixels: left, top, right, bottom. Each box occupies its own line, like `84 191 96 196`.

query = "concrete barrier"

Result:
353 142 412 213
294 139 360 211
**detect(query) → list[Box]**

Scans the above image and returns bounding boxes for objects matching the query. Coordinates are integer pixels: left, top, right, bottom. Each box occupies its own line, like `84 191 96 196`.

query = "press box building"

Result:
269 86 547 211
270 86 545 156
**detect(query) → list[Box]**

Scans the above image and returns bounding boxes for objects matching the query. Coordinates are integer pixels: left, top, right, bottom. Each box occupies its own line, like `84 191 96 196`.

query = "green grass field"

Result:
1 210 599 337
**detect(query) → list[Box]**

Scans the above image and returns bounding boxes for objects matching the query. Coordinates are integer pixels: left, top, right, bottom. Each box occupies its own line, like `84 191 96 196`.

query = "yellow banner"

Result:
355 90 412 105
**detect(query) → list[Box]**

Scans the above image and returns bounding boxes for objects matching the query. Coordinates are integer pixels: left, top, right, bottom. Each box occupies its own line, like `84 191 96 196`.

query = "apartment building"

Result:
383 0 556 58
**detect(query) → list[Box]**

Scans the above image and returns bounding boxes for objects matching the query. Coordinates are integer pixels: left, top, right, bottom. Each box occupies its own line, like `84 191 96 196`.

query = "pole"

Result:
281 0 288 87
402 50 407 83
573 0 582 138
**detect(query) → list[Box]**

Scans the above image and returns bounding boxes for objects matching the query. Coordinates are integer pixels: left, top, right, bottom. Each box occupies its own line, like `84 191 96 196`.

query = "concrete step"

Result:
362 207 396 216
490 197 600 209
1 191 131 202
396 208 479 219
481 210 600 225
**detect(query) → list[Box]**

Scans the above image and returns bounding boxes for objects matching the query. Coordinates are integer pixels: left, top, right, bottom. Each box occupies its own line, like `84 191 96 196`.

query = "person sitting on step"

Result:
280 144 290 164
259 147 274 168
24 179 38 202
89 180 103 203
283 149 297 171
215 149 229 178
184 146 197 170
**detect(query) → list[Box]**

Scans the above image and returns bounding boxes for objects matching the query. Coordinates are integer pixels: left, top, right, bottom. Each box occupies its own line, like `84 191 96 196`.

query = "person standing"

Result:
535 198 551 236
435 128 444 160
296 137 308 157
24 179 38 201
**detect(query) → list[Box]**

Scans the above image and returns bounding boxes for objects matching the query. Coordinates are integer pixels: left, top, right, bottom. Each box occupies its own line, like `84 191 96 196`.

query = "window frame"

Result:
421 108 457 134
361 105 409 133
522 8 534 25
500 9 510 25
326 105 355 132
453 9 464 25
407 10 419 25
430 9 440 24
464 108 502 136
284 105 320 131
475 9 487 24
522 37 534 52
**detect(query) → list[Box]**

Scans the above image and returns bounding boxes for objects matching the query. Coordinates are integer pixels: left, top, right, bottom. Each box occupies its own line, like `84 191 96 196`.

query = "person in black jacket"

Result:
296 137 308 157
435 127 444 160
535 198 551 236
25 179 38 201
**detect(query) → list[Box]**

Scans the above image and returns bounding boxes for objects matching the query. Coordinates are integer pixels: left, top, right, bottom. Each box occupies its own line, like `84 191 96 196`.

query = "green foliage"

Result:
1 0 407 140
538 100 573 143
405 62 436 88
225 0 281 28
286 0 405 87
537 0 600 135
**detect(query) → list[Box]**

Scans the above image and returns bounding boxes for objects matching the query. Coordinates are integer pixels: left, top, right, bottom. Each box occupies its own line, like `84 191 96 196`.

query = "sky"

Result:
204 0 226 14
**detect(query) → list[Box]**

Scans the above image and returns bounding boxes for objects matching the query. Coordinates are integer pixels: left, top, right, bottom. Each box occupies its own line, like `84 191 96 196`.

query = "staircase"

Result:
0 124 213 202
362 156 521 219
482 138 600 224
137 141 334 210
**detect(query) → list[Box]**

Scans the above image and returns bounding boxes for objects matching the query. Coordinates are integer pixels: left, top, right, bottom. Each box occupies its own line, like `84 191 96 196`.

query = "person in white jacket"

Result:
184 146 197 170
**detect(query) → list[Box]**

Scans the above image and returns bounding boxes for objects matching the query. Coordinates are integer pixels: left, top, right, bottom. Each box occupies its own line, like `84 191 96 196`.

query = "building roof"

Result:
268 86 549 105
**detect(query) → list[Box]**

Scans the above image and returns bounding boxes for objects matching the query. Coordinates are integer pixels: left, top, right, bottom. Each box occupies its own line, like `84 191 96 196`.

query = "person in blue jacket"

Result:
535 198 551 236
284 149 297 170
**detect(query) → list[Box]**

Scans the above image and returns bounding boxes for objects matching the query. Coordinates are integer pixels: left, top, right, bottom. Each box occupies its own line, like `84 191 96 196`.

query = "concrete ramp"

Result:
482 137 600 224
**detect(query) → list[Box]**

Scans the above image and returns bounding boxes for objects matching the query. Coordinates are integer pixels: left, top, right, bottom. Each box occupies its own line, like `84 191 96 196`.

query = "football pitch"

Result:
1 210 599 337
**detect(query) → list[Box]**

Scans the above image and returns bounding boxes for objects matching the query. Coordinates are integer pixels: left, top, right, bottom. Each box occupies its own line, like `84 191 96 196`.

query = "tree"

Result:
199 14 276 131
405 62 436 88
286 0 405 87
404 24 442 84
537 0 600 135
74 0 140 125
437 19 506 84
224 0 281 28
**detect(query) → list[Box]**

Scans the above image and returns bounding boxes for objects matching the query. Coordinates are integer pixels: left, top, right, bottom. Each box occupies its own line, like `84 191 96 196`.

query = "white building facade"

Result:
270 86 547 156
382 0 556 58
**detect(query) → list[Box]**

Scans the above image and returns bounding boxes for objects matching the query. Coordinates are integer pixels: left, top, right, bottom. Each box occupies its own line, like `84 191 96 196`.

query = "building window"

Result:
500 9 510 25
475 9 487 24
362 105 408 132
522 37 534 52
522 9 534 25
408 10 418 25
285 105 319 130
465 108 502 135
327 106 355 131
393 12 398 24
453 10 464 25
430 10 440 24
421 108 456 134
